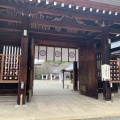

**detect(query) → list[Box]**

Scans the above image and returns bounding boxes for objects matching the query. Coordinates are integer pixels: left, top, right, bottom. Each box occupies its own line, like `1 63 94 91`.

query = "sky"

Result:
111 41 120 49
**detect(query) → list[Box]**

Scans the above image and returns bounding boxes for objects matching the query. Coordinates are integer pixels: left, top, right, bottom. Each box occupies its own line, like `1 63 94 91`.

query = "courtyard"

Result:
0 80 120 120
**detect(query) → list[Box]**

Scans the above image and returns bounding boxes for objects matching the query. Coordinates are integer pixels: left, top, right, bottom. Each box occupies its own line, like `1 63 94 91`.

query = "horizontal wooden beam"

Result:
0 28 21 45
0 28 21 35
34 8 120 24
34 39 82 48
30 32 85 46
0 13 22 22
30 18 102 32
0 39 20 46
31 18 120 34
109 28 120 34
30 29 86 41
111 36 120 42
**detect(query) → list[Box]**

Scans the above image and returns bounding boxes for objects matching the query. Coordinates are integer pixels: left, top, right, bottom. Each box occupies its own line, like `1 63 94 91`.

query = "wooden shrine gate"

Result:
0 41 120 105
0 0 120 105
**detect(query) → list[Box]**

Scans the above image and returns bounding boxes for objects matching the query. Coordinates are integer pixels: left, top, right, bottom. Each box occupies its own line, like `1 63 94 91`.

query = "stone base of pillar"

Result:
15 104 27 108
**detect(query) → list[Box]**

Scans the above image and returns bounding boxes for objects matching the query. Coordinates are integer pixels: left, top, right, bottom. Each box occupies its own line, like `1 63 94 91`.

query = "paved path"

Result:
0 80 120 120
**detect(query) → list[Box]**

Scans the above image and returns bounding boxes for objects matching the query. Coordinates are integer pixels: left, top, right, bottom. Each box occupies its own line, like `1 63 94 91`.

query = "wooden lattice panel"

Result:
0 54 20 83
110 60 120 82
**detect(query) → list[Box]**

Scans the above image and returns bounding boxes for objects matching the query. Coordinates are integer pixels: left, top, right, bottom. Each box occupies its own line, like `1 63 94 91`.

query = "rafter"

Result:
46 0 120 13
2 0 120 13
0 13 120 35
30 18 120 34
30 18 102 32
0 1 120 24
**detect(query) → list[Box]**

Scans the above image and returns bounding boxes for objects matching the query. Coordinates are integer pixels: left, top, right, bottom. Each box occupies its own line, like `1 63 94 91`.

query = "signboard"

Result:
101 64 110 81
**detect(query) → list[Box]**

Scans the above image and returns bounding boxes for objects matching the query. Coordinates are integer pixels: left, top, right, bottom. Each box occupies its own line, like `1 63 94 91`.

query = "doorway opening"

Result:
33 45 79 96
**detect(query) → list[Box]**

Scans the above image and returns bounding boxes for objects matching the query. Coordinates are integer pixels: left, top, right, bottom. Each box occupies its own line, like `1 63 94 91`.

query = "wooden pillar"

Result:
27 38 35 102
101 26 111 101
73 61 78 90
17 15 29 105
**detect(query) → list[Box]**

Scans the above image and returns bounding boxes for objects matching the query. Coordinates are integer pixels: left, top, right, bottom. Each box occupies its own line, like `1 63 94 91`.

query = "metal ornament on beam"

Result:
23 30 27 37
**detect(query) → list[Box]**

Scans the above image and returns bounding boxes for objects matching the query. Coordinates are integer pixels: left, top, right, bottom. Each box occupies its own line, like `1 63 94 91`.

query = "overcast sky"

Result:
111 41 120 49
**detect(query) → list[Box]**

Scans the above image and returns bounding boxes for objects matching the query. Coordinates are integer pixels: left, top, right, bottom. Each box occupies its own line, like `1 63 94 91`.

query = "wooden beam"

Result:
30 18 102 32
111 36 120 42
0 14 119 38
109 28 120 34
0 39 20 46
0 28 21 45
34 39 82 48
32 8 120 24
30 29 86 39
0 1 120 23
36 9 120 24
0 13 119 35
30 30 85 42
47 0 120 13
31 18 120 34
0 13 22 22
0 28 21 33
0 14 120 34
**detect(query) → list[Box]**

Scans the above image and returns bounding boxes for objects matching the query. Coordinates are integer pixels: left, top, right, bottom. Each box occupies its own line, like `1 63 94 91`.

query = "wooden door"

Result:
79 47 98 99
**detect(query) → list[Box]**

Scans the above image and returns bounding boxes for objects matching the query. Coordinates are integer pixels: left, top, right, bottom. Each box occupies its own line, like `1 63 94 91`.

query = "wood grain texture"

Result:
79 46 98 98
17 15 29 105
